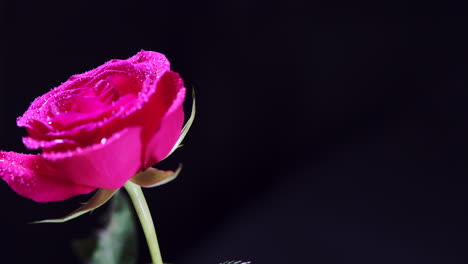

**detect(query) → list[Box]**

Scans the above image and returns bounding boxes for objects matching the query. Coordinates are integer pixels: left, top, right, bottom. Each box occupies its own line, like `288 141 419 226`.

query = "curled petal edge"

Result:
142 72 186 168
163 88 196 161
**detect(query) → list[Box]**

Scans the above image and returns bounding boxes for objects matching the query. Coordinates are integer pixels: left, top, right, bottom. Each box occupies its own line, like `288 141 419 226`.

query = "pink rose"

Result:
0 50 186 202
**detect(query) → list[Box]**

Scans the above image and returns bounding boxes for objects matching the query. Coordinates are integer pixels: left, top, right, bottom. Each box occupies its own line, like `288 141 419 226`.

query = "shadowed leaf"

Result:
73 191 138 264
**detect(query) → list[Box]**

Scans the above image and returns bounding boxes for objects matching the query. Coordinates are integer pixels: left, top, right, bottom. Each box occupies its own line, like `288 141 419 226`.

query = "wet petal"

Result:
42 127 143 189
0 152 95 202
16 51 169 151
166 88 196 159
143 72 186 168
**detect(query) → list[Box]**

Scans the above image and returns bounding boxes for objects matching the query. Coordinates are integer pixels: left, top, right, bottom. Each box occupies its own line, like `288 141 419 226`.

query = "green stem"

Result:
124 181 163 264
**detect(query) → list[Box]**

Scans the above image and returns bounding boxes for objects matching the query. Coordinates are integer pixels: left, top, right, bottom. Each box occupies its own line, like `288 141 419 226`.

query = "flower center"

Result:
47 72 142 129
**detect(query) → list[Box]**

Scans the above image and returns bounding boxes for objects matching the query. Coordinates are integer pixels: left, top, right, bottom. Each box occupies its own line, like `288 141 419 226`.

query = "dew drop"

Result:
100 138 107 144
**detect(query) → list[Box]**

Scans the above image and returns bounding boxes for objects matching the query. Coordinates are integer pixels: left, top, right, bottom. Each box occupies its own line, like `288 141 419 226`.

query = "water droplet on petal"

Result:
100 138 107 144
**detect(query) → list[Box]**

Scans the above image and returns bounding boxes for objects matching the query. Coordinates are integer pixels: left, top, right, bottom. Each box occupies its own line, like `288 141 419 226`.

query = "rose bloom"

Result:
0 50 186 202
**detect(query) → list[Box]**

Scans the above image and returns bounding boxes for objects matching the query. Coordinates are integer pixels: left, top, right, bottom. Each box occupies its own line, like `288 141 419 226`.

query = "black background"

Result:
1 1 468 263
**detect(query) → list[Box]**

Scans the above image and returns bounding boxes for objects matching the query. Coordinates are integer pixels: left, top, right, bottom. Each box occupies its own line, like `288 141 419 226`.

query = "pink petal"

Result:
143 74 186 168
0 152 95 202
129 50 170 77
42 127 143 189
16 51 169 146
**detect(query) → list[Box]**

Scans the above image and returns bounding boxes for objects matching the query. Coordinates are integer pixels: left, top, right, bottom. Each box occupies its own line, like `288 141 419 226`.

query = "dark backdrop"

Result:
1 1 468 263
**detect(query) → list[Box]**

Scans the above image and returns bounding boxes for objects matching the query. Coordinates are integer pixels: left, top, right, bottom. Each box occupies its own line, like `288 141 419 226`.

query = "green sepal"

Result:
33 188 119 223
130 165 182 188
